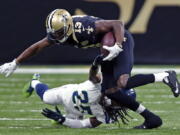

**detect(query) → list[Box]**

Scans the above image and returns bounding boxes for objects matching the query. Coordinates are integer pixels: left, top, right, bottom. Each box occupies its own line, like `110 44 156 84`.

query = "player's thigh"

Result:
113 31 134 80
43 88 62 105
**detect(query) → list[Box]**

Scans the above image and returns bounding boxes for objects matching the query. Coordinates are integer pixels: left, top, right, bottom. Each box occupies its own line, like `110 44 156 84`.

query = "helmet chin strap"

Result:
58 36 68 43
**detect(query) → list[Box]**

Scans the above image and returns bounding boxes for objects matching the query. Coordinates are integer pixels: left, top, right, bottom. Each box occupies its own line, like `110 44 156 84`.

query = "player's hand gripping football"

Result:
103 43 123 61
0 59 18 77
42 106 65 124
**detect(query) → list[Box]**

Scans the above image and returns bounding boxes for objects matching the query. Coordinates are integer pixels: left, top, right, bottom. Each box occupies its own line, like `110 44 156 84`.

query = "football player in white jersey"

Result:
23 57 111 128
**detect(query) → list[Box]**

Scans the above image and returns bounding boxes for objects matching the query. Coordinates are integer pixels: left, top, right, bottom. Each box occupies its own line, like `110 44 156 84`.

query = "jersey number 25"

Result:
72 91 92 115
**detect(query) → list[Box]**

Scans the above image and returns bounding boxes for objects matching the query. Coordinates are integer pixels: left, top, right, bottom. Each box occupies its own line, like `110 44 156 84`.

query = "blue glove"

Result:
42 106 65 124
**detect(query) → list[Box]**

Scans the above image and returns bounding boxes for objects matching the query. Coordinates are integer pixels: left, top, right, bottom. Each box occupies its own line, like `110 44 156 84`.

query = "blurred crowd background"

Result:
0 0 180 65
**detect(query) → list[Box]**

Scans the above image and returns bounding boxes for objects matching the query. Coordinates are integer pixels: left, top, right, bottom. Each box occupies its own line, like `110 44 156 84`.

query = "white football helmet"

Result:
46 9 73 43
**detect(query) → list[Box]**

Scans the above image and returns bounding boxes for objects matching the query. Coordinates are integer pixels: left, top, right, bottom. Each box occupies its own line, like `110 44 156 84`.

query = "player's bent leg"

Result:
105 89 162 129
122 74 155 89
134 109 162 129
105 88 139 111
119 71 180 97
35 83 49 100
22 73 50 100
43 88 63 105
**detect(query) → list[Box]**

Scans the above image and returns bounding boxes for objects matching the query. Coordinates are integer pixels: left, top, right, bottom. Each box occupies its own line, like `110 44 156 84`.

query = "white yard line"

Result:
0 126 44 129
0 110 41 112
0 109 179 121
0 118 48 121
14 68 180 74
0 101 42 104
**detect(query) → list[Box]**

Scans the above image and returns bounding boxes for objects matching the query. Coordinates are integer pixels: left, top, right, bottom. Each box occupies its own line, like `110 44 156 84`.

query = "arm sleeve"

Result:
63 118 92 128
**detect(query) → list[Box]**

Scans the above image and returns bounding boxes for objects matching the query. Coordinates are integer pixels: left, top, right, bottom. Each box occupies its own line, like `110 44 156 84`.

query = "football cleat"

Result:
22 73 40 98
163 70 180 97
134 115 162 129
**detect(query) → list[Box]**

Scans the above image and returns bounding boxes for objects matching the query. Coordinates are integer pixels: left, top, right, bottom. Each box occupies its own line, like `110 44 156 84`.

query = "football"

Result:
100 32 115 56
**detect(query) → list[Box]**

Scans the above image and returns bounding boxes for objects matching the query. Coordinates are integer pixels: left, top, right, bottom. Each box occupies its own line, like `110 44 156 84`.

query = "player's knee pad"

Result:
122 89 136 100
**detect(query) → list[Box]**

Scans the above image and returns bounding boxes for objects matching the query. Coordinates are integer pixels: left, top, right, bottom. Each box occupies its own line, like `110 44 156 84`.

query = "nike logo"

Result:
164 77 169 83
175 82 179 94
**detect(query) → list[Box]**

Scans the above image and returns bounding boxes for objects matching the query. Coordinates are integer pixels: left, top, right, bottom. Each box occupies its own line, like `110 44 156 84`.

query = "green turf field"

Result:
0 69 180 135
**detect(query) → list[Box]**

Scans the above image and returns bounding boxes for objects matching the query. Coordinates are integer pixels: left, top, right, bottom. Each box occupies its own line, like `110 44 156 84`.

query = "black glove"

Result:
92 55 104 67
41 106 65 124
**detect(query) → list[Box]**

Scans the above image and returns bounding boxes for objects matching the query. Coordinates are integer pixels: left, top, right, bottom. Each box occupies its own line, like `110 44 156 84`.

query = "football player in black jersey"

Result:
0 9 179 129
0 9 124 75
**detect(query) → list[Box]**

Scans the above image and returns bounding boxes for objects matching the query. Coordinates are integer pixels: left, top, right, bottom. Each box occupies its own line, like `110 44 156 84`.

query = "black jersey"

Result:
47 15 103 48
47 15 129 49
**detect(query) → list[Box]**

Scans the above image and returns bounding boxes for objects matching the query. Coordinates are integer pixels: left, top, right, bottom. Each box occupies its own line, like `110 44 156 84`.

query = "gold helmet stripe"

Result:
48 9 58 32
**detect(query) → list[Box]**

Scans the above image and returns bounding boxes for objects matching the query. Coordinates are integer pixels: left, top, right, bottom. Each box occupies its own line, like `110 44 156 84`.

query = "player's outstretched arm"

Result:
16 37 52 64
0 37 52 77
61 117 102 128
42 107 102 128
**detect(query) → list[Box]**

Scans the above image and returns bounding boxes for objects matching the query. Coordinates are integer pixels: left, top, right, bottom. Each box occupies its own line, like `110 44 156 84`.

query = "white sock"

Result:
31 80 41 89
136 104 146 114
153 72 169 82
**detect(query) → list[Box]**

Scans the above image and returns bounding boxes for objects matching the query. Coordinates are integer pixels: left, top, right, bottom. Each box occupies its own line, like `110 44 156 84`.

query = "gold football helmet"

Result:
46 9 73 43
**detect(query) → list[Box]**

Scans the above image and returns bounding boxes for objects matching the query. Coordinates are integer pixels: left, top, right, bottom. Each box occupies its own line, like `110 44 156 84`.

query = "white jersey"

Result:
43 80 107 123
